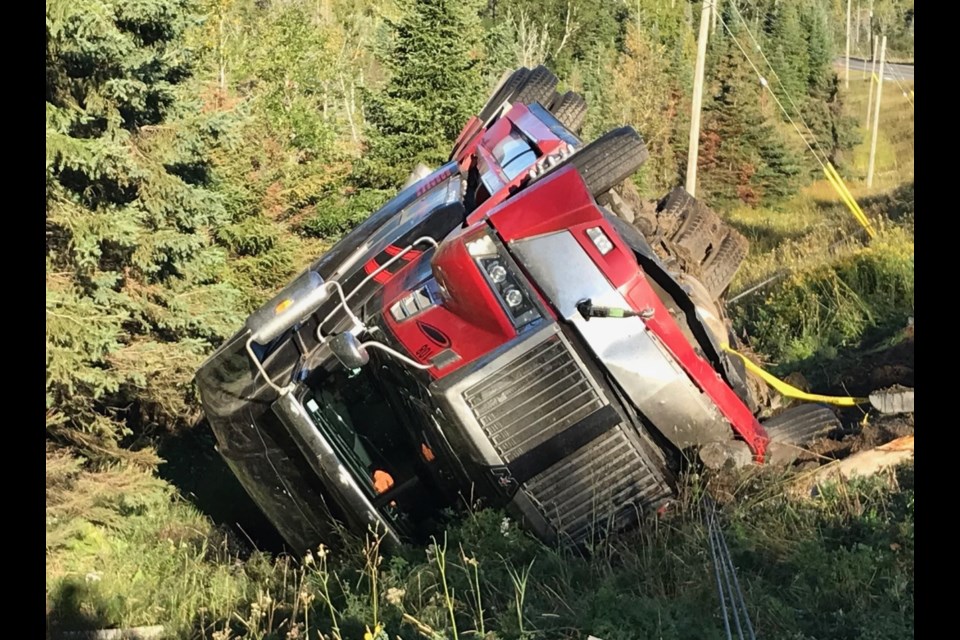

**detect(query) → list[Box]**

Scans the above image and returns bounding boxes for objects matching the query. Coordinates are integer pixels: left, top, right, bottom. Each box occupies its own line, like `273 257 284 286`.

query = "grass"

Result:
841 74 914 189
47 454 915 640
731 225 914 369
726 67 914 374
46 447 253 636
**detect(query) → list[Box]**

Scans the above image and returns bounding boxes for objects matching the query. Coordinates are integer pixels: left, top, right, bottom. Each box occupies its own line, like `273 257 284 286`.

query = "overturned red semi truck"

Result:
195 66 839 551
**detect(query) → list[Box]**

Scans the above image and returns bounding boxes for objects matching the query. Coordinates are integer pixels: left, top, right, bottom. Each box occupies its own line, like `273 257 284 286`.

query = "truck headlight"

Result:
503 287 523 308
487 262 507 284
466 231 541 330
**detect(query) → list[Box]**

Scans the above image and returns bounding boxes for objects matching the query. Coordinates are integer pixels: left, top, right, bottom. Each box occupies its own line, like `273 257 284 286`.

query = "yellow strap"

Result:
823 162 877 238
825 162 870 230
722 344 867 407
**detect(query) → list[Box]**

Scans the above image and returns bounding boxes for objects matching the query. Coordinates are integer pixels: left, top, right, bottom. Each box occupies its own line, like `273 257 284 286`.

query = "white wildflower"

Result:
385 587 406 606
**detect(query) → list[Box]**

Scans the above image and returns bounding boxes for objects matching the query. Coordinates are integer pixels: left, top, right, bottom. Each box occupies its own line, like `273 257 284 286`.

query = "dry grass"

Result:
841 73 914 190
727 72 914 295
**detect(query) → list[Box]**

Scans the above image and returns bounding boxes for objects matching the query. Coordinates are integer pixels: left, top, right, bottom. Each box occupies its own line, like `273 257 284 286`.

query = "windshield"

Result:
301 366 411 501
360 176 458 265
297 361 445 534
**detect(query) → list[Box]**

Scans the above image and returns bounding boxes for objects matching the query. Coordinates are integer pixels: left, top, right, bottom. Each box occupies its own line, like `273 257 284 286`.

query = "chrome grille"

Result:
462 336 602 462
524 425 672 543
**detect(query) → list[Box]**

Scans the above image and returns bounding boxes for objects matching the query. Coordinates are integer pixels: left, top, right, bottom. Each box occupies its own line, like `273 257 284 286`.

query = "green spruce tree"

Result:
797 0 857 167
764 0 809 111
357 0 485 190
698 19 801 206
46 0 293 453
801 0 833 94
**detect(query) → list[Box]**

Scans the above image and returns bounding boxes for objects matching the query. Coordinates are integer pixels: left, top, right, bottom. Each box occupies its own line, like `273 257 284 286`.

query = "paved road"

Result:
837 56 914 82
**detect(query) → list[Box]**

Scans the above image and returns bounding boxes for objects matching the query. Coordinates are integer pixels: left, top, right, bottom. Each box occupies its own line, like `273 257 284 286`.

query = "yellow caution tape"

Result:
823 162 877 238
723 344 867 407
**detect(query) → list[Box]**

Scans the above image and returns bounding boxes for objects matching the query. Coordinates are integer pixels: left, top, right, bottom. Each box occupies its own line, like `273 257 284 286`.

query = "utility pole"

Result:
865 37 878 128
867 35 887 189
686 0 713 197
855 1 861 50
845 0 852 88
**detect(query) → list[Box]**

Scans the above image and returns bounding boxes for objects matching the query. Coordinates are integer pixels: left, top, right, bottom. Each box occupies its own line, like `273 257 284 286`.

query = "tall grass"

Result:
48 456 914 639
725 65 913 377
46 447 268 637
731 226 914 367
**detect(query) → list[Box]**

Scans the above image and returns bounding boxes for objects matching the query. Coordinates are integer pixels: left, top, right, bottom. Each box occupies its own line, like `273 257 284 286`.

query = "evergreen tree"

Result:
797 1 856 167
801 0 833 94
357 0 485 190
764 0 809 111
46 0 293 453
698 22 801 206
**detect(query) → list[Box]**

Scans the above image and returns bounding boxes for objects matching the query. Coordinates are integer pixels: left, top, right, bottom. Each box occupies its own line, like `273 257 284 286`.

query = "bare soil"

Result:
796 334 915 461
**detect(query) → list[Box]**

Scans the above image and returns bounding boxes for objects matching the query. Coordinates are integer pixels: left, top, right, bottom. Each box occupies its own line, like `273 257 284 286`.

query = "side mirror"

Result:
329 332 370 369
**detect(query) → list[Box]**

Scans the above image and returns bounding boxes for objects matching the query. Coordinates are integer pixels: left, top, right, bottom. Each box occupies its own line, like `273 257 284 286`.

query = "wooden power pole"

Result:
867 35 887 188
685 0 713 197
865 37 879 128
855 1 861 50
845 0 852 88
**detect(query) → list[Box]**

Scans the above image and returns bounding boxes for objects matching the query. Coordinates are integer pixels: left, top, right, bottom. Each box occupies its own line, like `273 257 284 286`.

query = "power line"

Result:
703 495 757 640
726 2 832 165
716 14 829 172
883 63 914 107
716 9 877 237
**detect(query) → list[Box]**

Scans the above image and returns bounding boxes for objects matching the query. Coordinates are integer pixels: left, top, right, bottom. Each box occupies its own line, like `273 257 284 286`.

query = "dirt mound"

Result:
786 331 914 462
825 335 914 397
803 412 914 461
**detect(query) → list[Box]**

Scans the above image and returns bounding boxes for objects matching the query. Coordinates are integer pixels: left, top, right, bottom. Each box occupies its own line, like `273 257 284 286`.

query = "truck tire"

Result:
700 229 750 299
647 188 749 300
511 65 559 107
765 403 841 443
566 127 649 198
671 201 724 265
549 90 587 134
478 66 559 123
478 67 530 122
655 187 695 239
